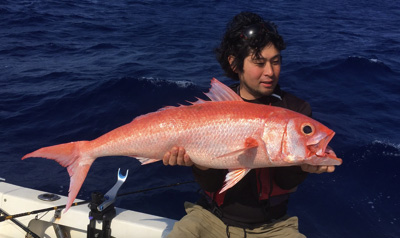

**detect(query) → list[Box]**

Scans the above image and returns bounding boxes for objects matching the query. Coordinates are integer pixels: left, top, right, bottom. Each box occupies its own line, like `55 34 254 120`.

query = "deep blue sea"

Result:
1 1 399 237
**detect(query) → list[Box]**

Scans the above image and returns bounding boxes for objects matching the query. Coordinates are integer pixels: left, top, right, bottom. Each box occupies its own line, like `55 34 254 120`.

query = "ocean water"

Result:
1 1 399 237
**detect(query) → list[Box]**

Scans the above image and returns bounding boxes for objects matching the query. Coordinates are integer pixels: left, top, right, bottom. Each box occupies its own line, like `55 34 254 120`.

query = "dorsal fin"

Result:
160 78 243 111
205 78 243 102
190 78 243 105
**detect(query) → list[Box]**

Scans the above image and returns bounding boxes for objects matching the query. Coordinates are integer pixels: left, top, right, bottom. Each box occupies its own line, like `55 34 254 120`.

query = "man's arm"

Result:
162 147 336 190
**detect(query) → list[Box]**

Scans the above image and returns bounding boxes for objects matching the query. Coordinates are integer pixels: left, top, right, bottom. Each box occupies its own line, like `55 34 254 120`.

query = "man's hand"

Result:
301 164 335 174
162 147 209 170
163 146 193 166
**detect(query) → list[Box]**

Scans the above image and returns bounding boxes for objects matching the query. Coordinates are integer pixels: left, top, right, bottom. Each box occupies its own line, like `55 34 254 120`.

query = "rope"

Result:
0 200 89 222
0 208 41 238
0 180 196 222
0 179 195 237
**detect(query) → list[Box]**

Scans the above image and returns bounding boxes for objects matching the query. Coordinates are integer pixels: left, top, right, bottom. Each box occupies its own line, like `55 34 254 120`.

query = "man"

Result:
164 12 335 237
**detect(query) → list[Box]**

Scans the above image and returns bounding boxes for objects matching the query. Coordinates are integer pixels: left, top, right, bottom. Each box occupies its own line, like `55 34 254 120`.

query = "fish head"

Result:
282 115 342 166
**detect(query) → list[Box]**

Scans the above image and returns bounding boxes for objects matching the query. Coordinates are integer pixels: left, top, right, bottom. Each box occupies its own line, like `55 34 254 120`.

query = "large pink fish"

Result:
22 78 342 211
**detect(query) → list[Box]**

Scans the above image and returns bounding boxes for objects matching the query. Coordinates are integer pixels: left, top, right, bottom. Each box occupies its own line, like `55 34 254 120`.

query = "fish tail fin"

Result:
22 141 94 212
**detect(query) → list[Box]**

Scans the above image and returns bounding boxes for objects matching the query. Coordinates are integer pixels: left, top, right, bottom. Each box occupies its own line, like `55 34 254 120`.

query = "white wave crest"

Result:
138 77 194 88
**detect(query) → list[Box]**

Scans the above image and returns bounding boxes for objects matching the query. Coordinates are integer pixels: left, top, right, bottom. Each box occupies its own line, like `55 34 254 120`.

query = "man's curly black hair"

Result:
215 12 286 81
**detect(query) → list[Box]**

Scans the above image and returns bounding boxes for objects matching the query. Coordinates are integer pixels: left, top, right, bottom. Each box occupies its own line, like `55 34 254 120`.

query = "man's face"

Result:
238 44 281 100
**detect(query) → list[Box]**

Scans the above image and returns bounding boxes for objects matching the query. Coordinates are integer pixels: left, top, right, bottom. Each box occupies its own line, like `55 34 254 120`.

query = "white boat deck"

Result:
0 182 176 238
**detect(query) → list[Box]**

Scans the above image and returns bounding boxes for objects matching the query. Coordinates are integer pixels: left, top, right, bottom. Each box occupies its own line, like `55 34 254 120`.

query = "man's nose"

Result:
263 62 273 76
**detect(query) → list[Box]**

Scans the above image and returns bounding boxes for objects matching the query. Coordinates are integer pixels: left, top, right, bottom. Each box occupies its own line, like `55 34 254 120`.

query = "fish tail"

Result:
22 141 94 212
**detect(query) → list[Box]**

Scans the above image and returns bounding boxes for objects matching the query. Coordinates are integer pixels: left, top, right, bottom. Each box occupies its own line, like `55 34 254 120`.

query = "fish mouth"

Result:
307 131 335 157
306 131 342 165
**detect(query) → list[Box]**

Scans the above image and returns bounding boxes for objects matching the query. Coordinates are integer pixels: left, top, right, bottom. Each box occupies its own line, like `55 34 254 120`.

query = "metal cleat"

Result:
97 168 129 212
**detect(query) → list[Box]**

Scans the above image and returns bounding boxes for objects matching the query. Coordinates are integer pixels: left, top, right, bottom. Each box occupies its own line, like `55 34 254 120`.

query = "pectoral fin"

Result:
215 137 259 159
220 168 251 193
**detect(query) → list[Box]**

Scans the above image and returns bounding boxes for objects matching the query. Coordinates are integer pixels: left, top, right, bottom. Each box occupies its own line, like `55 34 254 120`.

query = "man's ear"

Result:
228 55 237 72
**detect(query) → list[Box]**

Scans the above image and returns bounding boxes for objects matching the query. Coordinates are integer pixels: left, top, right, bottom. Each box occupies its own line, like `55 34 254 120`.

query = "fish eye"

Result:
302 124 313 135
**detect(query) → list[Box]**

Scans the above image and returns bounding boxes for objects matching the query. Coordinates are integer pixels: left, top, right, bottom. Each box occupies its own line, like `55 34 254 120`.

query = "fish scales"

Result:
90 101 271 169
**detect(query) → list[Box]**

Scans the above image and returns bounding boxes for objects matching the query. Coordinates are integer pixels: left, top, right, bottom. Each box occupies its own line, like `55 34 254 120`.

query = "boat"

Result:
0 180 176 238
